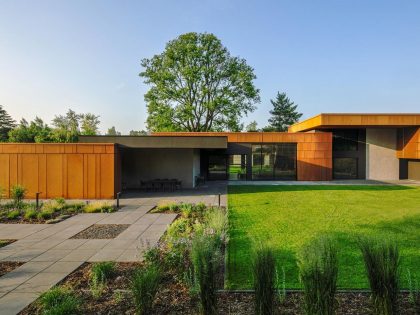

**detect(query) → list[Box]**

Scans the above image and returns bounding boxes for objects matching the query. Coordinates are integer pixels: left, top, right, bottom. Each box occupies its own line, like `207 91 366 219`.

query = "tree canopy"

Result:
8 117 52 143
267 92 302 132
140 32 260 132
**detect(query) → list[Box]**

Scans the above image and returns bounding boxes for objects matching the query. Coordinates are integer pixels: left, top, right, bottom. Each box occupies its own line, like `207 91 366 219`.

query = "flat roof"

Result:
288 113 420 132
79 135 227 149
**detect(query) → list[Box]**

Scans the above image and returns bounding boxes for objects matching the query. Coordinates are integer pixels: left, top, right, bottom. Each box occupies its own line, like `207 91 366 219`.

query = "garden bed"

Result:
71 224 130 239
19 262 418 314
0 199 116 224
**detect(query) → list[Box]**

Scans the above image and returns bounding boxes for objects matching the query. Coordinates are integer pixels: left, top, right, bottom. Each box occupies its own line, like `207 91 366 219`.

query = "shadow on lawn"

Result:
227 184 415 195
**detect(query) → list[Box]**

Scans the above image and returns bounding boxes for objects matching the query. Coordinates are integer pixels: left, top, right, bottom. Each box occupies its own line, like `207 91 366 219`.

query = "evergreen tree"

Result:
0 105 16 141
267 92 302 131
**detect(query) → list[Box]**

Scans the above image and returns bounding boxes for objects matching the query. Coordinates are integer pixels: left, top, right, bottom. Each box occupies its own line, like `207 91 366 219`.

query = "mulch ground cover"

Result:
0 262 24 277
19 261 419 314
0 212 74 224
0 239 16 248
71 224 130 239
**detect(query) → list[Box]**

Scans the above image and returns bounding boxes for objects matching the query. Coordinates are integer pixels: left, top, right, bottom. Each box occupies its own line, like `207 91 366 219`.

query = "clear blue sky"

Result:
1 0 419 133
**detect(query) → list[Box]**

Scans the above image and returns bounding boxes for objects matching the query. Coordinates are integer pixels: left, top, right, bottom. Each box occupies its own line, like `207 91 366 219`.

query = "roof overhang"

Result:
78 135 227 149
288 113 420 132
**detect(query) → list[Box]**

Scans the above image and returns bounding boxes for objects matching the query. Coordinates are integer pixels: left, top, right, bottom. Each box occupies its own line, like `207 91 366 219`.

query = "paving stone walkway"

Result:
0 183 227 315
0 204 177 314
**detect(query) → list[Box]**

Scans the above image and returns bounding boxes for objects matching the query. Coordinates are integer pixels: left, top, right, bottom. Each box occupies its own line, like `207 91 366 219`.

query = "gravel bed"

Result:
71 224 130 239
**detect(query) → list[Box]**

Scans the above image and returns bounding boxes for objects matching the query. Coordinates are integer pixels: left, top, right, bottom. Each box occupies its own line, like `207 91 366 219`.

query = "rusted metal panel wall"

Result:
0 144 116 199
397 127 420 159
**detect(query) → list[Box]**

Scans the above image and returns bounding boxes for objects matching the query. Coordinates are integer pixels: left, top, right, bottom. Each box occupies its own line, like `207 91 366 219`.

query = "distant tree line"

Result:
0 105 149 143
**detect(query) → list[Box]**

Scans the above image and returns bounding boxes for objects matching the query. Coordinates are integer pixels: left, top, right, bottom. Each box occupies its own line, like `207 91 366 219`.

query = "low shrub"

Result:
39 286 80 315
253 244 276 315
131 265 161 315
24 208 38 220
359 237 400 315
84 201 115 213
7 209 20 220
298 237 338 315
10 184 26 207
90 261 115 297
191 235 220 315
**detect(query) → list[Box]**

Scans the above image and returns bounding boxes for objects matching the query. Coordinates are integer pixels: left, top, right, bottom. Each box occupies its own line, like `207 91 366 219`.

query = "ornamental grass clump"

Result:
406 269 420 313
359 237 400 315
90 261 115 298
191 234 220 315
40 286 80 315
298 237 338 315
252 245 277 315
10 184 26 207
84 201 115 213
131 265 161 315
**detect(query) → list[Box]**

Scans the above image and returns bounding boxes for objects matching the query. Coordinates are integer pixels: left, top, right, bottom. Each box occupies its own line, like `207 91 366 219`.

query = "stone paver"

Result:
2 249 45 262
60 249 97 262
31 249 72 262
0 292 39 315
88 249 125 262
0 182 227 314
13 272 68 293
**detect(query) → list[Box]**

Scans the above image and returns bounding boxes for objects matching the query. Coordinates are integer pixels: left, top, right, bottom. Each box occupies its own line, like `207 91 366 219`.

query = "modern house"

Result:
0 113 419 199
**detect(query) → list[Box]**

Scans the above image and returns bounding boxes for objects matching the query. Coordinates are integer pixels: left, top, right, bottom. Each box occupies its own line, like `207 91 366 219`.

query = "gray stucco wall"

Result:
366 128 399 180
122 149 196 189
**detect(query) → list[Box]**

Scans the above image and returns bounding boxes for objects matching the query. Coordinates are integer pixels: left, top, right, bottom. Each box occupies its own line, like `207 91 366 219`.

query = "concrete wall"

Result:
192 149 200 187
366 128 399 180
408 160 420 180
121 148 196 189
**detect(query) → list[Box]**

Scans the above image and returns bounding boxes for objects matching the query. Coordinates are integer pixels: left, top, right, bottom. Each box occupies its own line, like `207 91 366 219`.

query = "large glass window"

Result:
333 158 358 179
228 155 247 180
252 143 296 180
274 143 297 180
208 155 227 180
333 130 359 151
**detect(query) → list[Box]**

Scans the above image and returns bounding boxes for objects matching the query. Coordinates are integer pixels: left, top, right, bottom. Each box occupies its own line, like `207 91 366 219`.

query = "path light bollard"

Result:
116 192 121 209
218 193 221 207
36 192 41 210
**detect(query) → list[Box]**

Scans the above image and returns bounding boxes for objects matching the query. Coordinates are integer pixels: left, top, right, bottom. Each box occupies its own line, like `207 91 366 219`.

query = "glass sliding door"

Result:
228 154 247 180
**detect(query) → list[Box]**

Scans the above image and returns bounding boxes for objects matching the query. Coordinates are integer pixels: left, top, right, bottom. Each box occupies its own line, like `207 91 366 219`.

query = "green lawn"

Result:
227 185 420 289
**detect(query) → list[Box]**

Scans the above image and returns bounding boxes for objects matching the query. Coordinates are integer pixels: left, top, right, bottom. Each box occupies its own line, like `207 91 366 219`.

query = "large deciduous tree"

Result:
0 105 16 142
140 32 260 132
267 92 302 132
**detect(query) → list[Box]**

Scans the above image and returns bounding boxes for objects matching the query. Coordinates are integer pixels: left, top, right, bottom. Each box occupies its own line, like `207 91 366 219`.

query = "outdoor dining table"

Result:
143 179 180 192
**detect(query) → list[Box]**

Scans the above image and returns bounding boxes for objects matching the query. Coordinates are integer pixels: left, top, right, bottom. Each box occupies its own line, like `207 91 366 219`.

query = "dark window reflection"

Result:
333 158 358 179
